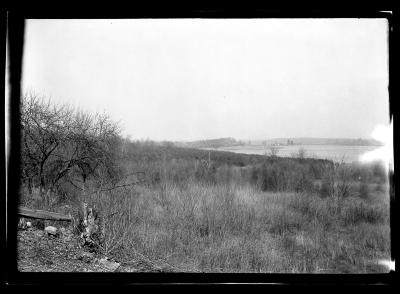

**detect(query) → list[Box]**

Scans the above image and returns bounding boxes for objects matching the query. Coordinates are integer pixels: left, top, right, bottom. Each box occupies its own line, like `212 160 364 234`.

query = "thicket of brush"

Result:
18 94 391 273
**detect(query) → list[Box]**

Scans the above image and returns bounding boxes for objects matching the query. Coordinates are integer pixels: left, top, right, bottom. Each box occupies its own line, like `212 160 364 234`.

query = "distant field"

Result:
203 144 381 163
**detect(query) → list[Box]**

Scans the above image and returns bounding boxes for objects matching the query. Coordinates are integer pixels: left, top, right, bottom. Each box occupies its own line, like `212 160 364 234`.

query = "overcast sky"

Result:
21 19 389 141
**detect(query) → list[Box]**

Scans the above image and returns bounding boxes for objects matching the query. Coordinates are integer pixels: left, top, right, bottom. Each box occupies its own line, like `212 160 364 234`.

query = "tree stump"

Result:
78 202 105 251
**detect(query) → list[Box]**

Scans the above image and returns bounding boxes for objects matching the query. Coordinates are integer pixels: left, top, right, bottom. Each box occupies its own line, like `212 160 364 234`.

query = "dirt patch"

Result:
17 226 177 272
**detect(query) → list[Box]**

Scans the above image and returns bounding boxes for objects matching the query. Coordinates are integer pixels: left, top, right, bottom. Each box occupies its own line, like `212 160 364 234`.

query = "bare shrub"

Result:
318 161 355 199
266 145 280 158
291 147 307 160
358 181 370 199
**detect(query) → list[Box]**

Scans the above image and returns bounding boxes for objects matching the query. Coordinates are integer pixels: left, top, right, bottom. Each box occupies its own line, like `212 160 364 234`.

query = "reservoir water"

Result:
203 144 381 163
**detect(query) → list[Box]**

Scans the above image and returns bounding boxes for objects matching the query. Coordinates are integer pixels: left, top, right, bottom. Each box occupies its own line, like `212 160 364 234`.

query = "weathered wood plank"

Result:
18 206 72 222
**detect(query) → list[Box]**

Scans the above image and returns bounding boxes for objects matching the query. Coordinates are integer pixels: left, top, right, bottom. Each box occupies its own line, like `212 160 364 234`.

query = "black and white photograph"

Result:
6 15 395 277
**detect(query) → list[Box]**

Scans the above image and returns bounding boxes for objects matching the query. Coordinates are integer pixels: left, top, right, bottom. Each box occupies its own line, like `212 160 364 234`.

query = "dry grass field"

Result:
76 179 390 273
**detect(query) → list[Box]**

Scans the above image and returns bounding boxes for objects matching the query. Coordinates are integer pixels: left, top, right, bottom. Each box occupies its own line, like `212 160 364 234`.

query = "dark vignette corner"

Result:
6 11 24 284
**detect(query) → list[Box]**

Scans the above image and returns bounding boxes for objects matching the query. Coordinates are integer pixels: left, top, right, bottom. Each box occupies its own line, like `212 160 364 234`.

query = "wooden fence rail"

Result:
18 206 72 222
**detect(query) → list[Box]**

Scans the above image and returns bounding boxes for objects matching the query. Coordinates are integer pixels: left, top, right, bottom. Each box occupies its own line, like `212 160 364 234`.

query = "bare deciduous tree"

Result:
21 93 122 206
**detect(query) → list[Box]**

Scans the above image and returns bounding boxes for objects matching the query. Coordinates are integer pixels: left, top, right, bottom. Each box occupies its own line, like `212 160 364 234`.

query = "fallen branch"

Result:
18 206 72 222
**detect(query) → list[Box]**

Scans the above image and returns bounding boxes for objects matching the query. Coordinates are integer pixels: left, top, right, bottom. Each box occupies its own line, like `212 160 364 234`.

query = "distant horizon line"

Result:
125 136 380 143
